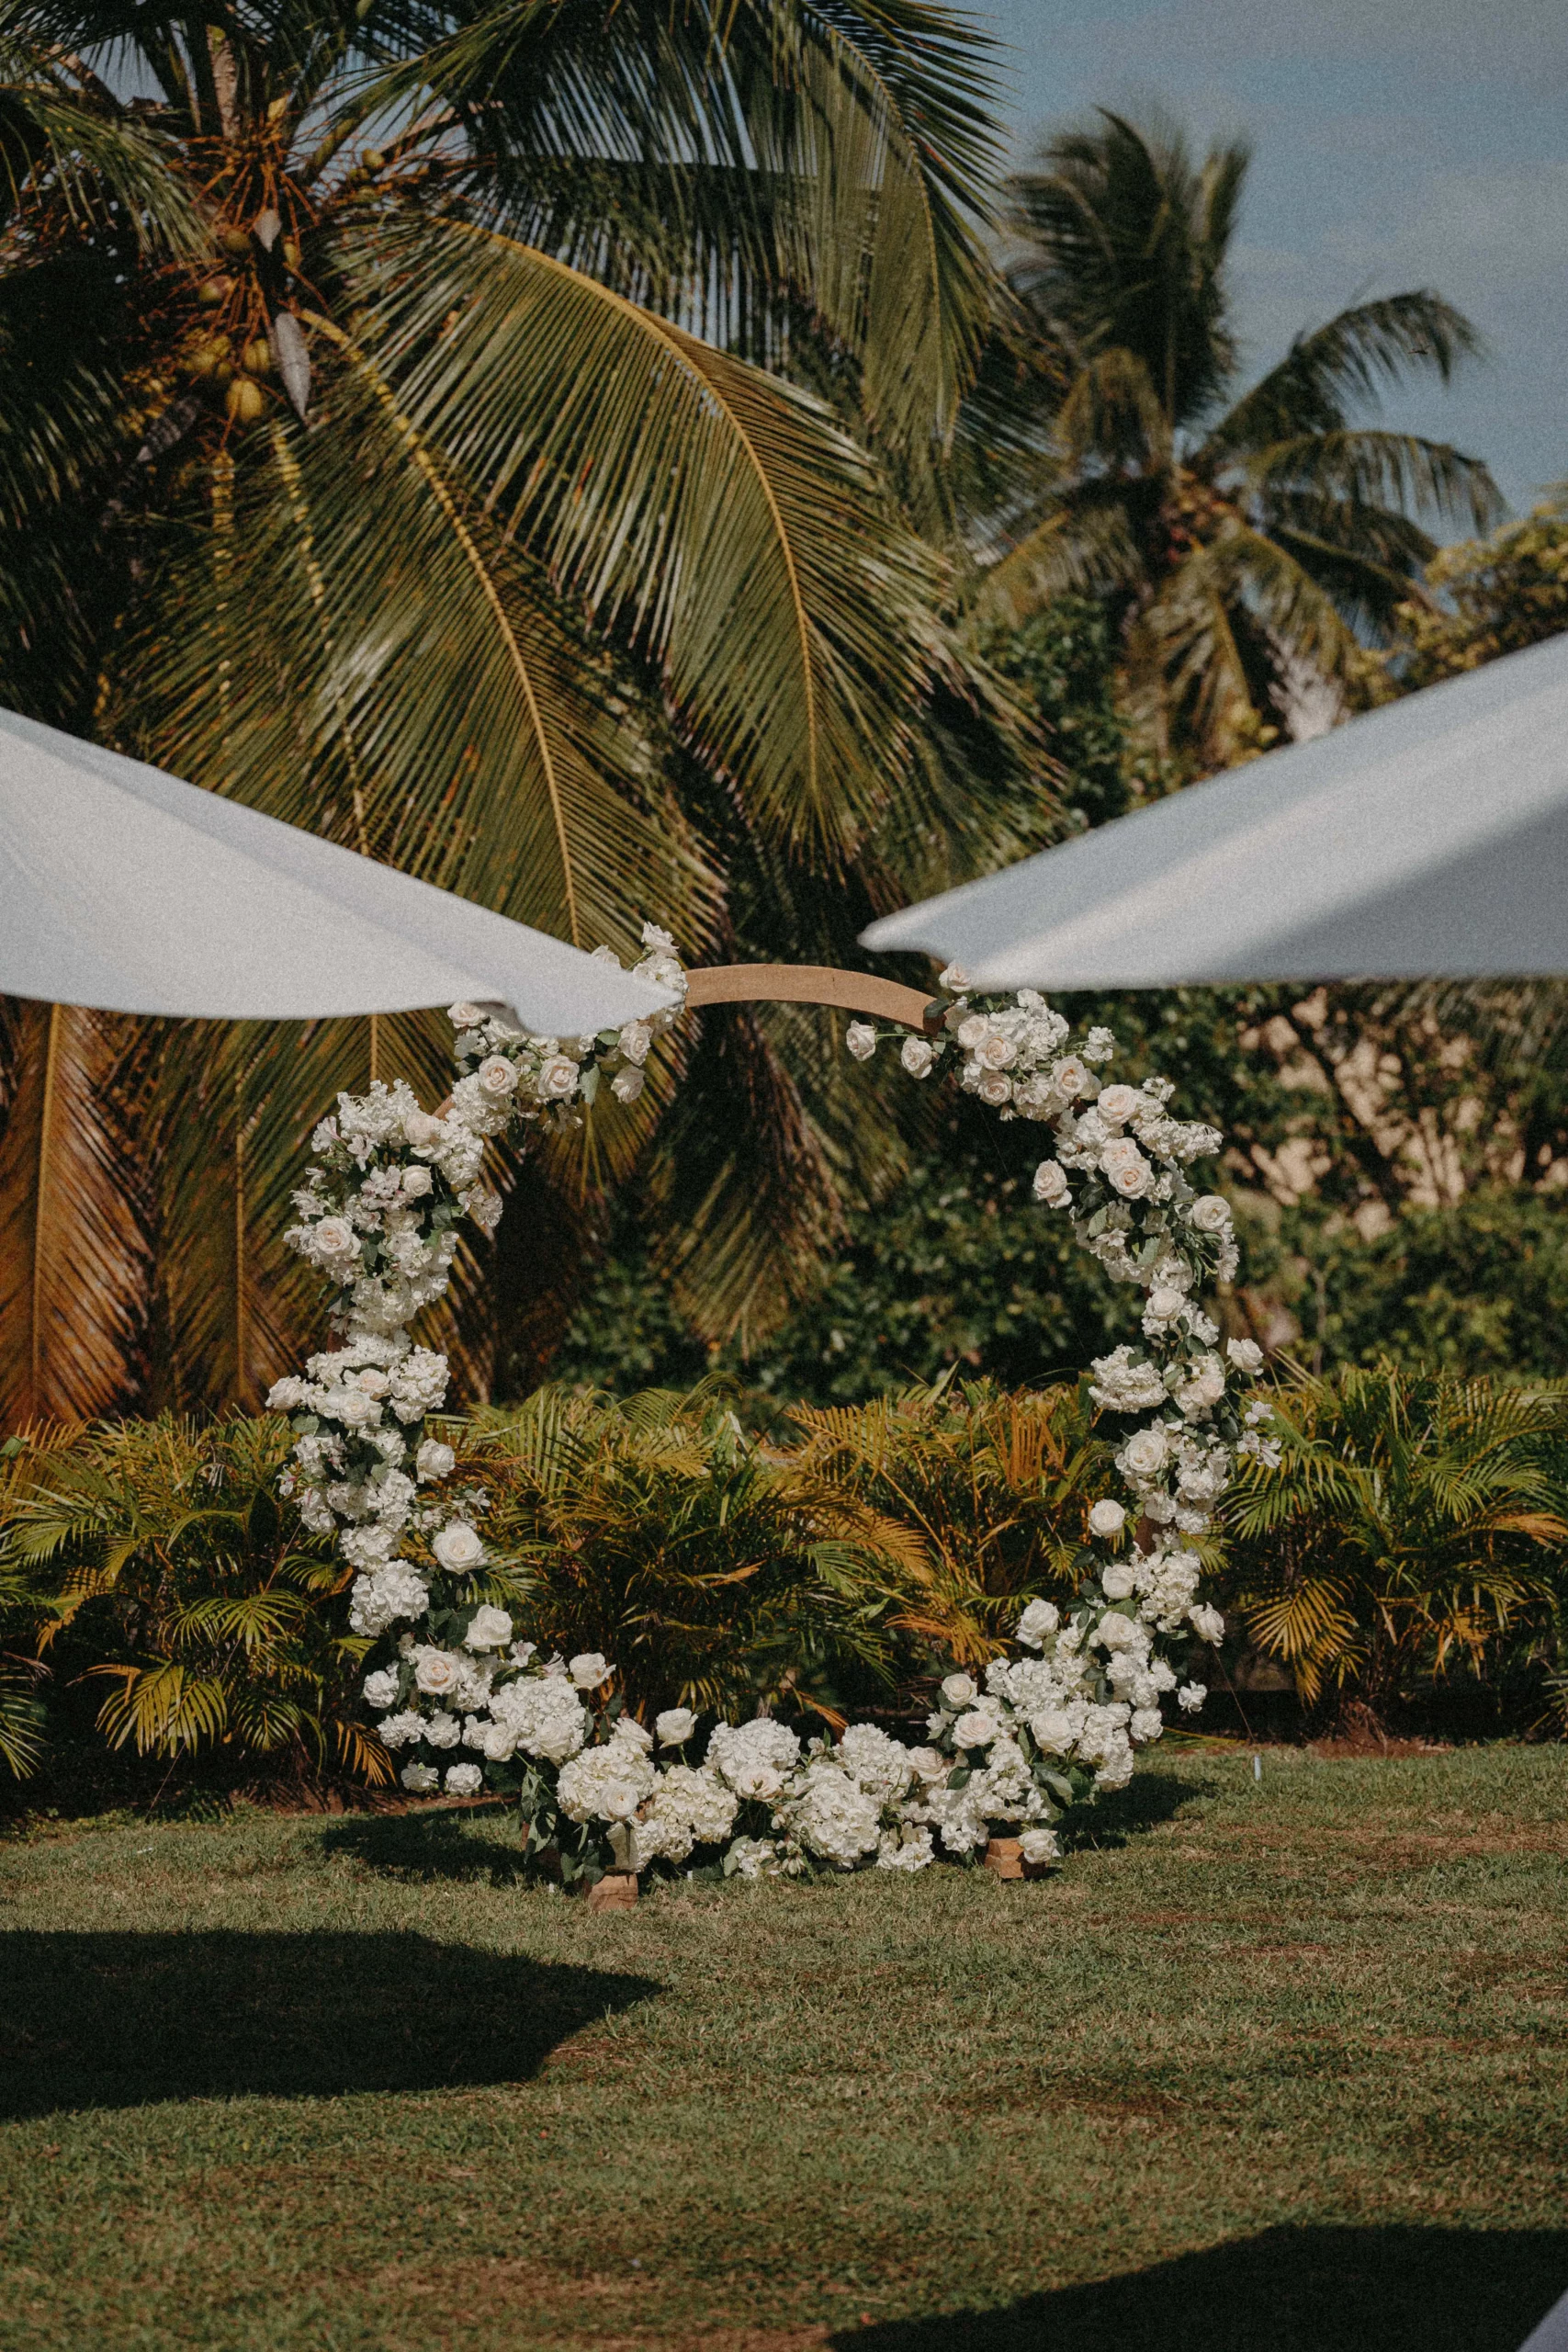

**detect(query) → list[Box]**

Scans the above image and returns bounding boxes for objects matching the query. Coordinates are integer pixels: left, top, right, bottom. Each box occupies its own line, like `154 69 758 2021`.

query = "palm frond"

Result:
337 209 943 869
0 1000 152 1429
1205 293 1490 452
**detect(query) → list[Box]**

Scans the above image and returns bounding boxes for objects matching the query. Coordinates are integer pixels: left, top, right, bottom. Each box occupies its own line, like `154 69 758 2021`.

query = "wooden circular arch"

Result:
683 964 941 1032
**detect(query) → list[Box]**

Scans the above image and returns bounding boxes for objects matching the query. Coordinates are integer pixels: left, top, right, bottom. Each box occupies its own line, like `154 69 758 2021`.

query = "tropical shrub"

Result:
465 1382 924 1723
788 1377 1114 1666
0 1414 381 1781
1222 1363 1568 1724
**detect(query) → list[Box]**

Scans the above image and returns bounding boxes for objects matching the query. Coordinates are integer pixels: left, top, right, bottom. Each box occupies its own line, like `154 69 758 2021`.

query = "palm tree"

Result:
1224 1363 1567 1724
975 108 1504 767
0 0 1034 1424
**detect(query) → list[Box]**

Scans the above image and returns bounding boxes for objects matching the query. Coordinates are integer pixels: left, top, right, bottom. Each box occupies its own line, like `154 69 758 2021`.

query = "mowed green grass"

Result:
1 1746 1565 2352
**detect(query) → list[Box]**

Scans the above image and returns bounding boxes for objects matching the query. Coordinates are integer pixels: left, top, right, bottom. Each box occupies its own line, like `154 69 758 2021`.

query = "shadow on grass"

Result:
833 2224 1568 2352
1063 1767 1214 1853
321 1804 528 1884
0 1930 659 2119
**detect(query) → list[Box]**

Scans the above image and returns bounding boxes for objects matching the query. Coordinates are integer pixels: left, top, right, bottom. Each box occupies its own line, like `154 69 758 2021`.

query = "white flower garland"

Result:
267 927 1278 1886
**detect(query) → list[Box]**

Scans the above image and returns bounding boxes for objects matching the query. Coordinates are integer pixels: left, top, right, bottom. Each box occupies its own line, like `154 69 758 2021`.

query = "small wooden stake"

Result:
983 1837 1024 1882
587 1871 639 1913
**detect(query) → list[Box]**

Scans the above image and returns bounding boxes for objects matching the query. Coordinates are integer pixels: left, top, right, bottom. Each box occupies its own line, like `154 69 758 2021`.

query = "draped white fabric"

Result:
0 707 675 1034
862 633 1568 989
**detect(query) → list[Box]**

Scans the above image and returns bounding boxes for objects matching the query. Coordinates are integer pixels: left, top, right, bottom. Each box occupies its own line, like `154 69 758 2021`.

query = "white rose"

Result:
612 1714 655 1752
1089 1499 1126 1538
1122 1426 1168 1478
611 1066 645 1104
976 1069 1012 1106
404 1111 446 1151
1097 1083 1139 1127
536 1056 580 1101
1104 1151 1152 1198
432 1521 485 1575
952 1709 1000 1750
1100 1562 1136 1600
656 1707 697 1747
1020 1827 1059 1865
1190 1603 1226 1644
907 1746 947 1781
414 1650 462 1696
1190 1194 1231 1233
310 1216 356 1259
1147 1285 1185 1321
1227 1338 1265 1374
845 1022 877 1061
464 1605 513 1651
333 1389 376 1427
955 1015 989 1049
1051 1056 1089 1096
940 1672 977 1707
569 1651 612 1689
1017 1598 1059 1648
1032 1160 1070 1206
400 1163 433 1199
937 963 971 992
1029 1708 1077 1755
476 1055 518 1098
976 1033 1015 1070
730 1761 784 1801
415 1439 456 1481
447 1002 486 1029
1094 1611 1142 1652
900 1035 934 1079
355 1368 389 1396
618 1021 652 1066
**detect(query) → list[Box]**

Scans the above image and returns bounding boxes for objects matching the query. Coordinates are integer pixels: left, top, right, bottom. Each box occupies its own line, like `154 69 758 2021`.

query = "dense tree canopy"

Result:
0 0 1054 1424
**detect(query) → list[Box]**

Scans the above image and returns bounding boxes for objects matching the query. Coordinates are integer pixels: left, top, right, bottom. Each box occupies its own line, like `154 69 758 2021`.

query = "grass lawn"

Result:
1 1743 1564 2352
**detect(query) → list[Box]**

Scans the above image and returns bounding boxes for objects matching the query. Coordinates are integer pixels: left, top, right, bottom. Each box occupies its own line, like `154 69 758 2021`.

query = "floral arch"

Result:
266 925 1278 1891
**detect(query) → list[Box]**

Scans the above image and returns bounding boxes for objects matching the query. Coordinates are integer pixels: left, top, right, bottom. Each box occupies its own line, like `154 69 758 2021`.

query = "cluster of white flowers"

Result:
849 964 1283 1732
265 926 687 1793
473 1569 1227 1887
267 919 1258 1888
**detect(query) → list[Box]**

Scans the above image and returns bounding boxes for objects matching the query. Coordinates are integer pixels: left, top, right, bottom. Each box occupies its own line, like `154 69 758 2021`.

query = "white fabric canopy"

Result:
0 707 675 1035
862 633 1568 990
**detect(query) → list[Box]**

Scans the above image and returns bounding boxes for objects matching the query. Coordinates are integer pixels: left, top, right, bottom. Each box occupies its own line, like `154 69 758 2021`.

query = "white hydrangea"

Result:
556 1740 656 1824
835 1723 915 1801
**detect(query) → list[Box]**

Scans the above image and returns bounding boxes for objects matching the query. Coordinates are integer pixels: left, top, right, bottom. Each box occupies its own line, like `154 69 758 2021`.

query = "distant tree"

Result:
1393 492 1568 685
976 109 1502 768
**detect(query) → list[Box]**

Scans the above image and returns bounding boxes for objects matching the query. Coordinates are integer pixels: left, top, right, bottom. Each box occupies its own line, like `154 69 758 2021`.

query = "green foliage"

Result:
1235 1190 1568 1382
466 1382 924 1720
1392 490 1568 685
978 596 1137 831
1223 1363 1568 1720
0 1414 378 1782
789 1376 1111 1665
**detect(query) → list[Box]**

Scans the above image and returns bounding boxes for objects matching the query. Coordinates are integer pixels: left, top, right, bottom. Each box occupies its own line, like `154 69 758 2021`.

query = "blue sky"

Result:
974 0 1568 521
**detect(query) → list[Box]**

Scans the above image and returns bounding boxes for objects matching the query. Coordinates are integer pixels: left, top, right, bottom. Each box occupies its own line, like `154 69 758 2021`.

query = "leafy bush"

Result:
1222 1364 1568 1725
788 1378 1111 1667
0 1415 380 1783
466 1383 925 1721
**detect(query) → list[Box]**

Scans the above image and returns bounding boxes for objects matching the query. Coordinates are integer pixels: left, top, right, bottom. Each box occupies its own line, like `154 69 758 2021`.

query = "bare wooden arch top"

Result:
684 964 940 1032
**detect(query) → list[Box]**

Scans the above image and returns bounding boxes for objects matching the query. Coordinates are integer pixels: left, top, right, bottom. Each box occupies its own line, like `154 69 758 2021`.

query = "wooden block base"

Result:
984 1838 1024 1881
587 1871 639 1912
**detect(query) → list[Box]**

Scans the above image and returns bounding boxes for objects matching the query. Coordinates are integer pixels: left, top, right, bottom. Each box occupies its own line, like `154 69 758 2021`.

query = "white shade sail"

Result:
0 707 675 1035
862 633 1568 991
